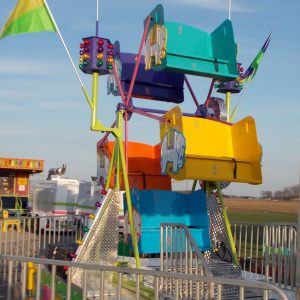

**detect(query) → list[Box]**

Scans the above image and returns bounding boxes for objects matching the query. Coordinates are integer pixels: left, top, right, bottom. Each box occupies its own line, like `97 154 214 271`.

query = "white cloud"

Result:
0 128 45 137
37 100 83 111
0 98 83 119
0 58 66 76
171 0 252 13
0 89 32 101
0 102 24 112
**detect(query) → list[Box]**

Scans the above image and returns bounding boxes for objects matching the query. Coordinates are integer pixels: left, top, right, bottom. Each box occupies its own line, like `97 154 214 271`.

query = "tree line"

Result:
260 184 300 200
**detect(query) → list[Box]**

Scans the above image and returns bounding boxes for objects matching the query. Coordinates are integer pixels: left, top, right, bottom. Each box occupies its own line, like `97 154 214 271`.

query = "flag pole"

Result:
228 0 232 20
43 0 92 109
96 0 99 37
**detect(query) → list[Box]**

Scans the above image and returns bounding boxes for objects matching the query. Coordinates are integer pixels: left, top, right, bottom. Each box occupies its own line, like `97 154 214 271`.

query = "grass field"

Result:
224 198 298 224
227 211 298 224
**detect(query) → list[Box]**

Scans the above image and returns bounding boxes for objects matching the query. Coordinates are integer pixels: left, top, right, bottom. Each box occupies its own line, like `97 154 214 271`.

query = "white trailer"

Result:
31 173 125 232
31 176 102 229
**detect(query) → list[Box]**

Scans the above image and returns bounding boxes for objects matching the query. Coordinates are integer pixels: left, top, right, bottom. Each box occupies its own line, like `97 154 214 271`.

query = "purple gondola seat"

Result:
108 52 184 103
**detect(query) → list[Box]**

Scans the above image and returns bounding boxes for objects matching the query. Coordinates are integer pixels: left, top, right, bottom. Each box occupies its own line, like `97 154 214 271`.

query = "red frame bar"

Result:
128 107 165 122
204 79 215 107
184 76 200 108
126 16 151 105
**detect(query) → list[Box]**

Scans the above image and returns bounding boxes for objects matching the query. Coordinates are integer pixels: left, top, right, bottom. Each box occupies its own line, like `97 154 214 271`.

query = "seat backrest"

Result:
125 189 210 230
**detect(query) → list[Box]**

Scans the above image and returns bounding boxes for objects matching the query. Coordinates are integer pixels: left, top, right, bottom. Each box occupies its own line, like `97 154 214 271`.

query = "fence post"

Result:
7 260 13 300
295 180 300 295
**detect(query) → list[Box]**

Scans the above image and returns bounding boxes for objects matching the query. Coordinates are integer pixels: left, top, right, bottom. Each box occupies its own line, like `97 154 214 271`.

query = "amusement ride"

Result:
0 0 273 298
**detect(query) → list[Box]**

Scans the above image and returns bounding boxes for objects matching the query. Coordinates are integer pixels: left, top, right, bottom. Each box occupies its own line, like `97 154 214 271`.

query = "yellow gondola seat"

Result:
160 106 262 184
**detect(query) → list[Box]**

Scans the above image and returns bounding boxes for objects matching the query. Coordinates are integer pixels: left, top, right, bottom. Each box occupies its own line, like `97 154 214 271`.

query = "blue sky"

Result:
0 0 299 196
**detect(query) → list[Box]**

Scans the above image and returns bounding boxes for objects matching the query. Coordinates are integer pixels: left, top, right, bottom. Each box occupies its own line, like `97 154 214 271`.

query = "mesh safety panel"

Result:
71 188 120 292
205 192 241 279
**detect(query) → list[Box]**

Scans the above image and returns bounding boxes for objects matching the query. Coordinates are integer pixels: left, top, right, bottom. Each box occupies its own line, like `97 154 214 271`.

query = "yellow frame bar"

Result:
215 182 238 266
88 72 141 268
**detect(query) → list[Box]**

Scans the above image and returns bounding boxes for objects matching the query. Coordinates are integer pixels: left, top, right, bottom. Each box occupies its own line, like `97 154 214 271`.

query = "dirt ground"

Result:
224 198 298 215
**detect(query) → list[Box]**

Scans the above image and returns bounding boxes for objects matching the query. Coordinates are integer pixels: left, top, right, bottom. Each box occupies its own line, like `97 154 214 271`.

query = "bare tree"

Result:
272 184 300 200
260 190 272 199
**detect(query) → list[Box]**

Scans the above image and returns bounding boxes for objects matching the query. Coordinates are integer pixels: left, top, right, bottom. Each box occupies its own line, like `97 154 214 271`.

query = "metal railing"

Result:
160 223 247 299
160 223 210 275
231 222 297 289
0 216 295 299
160 223 213 299
0 214 87 258
0 255 289 300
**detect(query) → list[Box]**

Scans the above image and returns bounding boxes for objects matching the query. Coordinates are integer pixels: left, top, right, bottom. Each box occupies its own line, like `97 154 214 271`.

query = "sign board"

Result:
0 158 44 172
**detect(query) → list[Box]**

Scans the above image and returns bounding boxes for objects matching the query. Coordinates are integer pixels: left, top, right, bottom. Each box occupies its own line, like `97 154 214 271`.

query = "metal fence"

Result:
231 222 297 289
0 215 296 299
160 223 246 299
0 255 289 300
160 223 210 276
0 214 87 258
